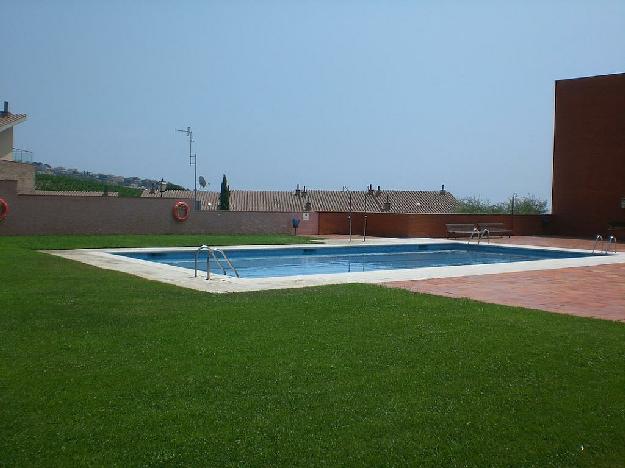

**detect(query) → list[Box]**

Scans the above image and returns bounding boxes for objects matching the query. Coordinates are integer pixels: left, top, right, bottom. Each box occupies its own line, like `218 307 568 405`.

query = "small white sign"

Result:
303 212 310 221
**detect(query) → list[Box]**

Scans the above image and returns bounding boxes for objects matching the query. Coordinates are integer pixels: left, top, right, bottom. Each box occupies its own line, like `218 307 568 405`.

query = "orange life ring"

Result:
0 198 8 221
172 200 190 222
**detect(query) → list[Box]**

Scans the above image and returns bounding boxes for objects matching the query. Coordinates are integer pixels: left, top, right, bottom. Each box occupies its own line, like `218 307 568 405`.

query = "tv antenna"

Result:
176 126 197 210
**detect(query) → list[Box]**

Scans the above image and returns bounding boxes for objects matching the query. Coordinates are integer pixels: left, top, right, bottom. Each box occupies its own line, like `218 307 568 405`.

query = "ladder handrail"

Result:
592 234 603 253
592 234 617 255
478 228 490 245
467 228 490 245
209 249 228 275
194 245 239 280
467 227 480 245
212 248 240 278
195 245 211 280
606 235 617 254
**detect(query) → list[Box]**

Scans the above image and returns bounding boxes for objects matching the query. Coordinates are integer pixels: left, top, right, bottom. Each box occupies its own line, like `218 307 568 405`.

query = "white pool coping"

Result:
44 238 625 293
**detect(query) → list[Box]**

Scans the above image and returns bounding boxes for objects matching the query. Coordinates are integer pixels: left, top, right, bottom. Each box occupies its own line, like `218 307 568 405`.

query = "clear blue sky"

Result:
3 1 624 203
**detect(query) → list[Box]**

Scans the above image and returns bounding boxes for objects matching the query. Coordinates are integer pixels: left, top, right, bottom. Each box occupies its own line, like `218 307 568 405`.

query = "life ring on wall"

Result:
0 198 8 221
172 200 190 222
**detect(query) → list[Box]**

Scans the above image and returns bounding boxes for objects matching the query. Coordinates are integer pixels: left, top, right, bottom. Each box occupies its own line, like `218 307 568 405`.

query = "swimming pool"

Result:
115 243 595 279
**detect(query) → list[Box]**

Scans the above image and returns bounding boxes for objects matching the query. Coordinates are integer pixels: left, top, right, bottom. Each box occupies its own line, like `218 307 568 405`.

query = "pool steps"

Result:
467 228 490 245
194 245 240 280
592 235 617 255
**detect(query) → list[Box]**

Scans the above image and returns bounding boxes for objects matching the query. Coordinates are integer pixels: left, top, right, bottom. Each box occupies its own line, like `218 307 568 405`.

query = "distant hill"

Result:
35 174 143 197
30 161 186 197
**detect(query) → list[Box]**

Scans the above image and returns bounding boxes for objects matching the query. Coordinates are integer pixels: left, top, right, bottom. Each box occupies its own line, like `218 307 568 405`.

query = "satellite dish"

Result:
198 176 207 188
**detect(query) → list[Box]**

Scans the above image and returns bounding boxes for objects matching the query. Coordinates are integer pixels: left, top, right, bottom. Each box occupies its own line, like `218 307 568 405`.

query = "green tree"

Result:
456 196 502 214
219 174 231 210
165 182 186 191
34 173 142 198
456 194 548 214
506 194 548 214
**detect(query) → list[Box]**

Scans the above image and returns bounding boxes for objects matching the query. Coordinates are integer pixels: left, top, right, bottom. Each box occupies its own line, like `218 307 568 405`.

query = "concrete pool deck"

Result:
45 237 625 312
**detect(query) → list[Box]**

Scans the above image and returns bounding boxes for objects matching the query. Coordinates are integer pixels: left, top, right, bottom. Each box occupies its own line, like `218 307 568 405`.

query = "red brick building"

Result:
552 73 625 236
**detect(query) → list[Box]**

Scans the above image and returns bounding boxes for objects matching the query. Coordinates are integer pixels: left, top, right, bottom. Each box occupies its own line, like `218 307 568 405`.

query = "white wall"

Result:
0 127 14 161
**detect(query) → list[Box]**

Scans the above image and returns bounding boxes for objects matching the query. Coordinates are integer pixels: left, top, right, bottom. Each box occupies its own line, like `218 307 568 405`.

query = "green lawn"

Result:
1 235 624 466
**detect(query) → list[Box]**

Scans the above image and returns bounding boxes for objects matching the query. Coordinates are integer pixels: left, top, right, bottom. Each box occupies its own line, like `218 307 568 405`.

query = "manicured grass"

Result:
1 235 624 466
0 233 318 250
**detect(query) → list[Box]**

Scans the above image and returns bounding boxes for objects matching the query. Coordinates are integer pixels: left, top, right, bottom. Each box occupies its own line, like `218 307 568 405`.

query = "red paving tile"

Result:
384 237 625 322
489 235 625 252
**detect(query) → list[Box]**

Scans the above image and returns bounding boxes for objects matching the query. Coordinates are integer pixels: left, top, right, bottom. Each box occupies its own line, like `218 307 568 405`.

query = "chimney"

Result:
1 101 8 117
440 184 446 195
295 183 301 197
383 194 391 211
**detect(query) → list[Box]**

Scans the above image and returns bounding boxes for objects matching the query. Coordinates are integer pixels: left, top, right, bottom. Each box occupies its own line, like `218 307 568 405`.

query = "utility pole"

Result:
176 126 197 211
348 191 353 242
343 186 353 242
511 193 516 235
363 186 368 242
363 184 374 242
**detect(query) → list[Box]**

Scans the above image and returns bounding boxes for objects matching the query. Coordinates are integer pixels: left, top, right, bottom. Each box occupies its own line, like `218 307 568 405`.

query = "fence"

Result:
318 211 549 237
1 178 550 237
0 180 318 236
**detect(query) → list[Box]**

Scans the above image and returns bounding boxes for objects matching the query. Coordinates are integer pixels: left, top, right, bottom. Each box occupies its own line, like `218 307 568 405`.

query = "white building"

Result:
0 101 28 161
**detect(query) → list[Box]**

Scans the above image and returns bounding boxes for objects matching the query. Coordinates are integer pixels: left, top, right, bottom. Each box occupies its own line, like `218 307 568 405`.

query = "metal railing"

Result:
592 234 617 254
12 148 33 163
195 245 211 279
467 228 490 245
479 228 490 244
212 248 240 278
606 235 617 254
194 245 240 280
592 234 603 253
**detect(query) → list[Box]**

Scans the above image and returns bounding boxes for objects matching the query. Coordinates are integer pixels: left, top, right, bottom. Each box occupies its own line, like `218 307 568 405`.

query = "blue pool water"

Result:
114 243 594 279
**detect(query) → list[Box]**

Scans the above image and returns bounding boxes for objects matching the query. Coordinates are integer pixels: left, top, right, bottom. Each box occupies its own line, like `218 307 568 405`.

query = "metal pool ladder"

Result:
467 228 490 245
194 245 240 280
592 234 617 254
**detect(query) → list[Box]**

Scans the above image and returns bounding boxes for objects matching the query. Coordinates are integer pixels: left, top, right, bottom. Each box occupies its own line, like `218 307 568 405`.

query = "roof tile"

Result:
141 189 458 213
0 113 27 132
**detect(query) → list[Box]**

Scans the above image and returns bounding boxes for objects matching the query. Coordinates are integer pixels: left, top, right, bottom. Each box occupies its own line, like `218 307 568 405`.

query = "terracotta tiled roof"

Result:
141 189 458 213
0 113 27 132
32 191 119 197
140 190 220 210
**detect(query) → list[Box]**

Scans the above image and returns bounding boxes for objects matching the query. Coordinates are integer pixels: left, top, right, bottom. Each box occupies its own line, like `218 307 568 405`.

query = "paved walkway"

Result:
385 237 625 322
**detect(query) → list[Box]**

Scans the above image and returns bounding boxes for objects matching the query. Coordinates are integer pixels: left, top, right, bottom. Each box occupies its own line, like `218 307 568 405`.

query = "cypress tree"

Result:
219 174 230 210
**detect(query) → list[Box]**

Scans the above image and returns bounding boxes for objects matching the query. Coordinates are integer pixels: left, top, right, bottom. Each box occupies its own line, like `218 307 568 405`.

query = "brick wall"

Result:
318 212 548 237
0 180 319 236
552 73 625 236
0 176 548 238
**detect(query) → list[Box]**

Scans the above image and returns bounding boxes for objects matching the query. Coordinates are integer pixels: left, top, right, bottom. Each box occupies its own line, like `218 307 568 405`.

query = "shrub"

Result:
457 194 548 214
